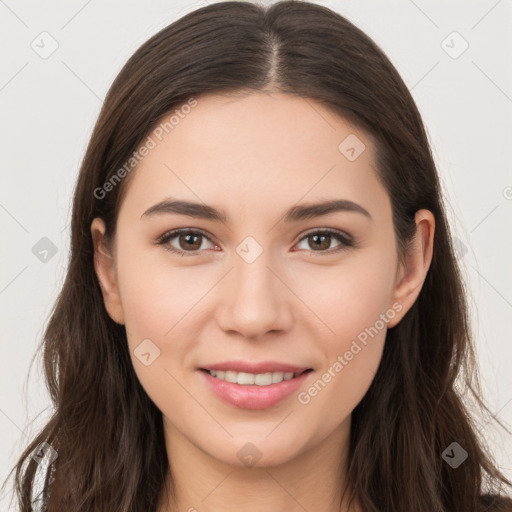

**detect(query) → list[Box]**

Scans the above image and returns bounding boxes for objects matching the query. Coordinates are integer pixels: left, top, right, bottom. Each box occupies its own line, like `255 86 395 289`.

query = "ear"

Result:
386 209 435 328
90 217 125 325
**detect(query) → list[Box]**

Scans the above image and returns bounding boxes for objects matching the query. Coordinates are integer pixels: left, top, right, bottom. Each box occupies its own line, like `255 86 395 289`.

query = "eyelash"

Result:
155 228 354 257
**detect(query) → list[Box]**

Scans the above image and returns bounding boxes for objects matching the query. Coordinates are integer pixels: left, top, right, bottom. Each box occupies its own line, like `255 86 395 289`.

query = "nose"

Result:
215 249 293 341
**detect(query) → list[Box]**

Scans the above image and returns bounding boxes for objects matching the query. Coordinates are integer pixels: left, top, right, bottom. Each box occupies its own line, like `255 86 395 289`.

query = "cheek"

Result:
290 250 396 347
117 243 210 342
117 257 209 414
295 279 389 432
297 335 383 437
291 253 394 420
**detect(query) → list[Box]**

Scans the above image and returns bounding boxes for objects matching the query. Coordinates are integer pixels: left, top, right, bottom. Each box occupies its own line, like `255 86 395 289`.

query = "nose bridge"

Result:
233 242 274 298
217 235 291 338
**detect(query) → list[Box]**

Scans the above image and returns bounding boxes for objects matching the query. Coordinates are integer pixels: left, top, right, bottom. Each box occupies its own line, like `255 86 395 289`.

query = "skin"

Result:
91 91 434 512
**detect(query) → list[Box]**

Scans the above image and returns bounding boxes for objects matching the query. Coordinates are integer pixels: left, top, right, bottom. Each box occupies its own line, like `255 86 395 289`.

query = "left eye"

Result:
157 228 353 256
294 230 353 253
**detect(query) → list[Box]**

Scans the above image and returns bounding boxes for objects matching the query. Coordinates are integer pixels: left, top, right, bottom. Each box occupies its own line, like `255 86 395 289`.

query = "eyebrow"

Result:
140 197 372 223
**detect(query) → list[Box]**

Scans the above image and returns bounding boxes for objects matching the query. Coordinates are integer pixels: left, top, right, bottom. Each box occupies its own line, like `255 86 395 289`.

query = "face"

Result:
92 91 431 469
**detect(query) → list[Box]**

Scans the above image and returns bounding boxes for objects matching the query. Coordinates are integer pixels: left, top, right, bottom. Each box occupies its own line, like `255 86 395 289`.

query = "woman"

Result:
5 1 511 511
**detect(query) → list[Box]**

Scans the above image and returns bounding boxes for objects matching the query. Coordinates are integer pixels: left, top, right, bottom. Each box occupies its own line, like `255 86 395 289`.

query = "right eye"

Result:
156 229 218 256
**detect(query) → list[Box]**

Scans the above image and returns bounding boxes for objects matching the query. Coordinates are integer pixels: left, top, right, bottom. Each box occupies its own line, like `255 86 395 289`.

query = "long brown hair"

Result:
4 1 511 510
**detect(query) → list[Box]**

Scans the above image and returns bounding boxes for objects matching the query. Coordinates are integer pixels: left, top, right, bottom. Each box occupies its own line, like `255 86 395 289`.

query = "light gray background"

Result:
1 0 511 507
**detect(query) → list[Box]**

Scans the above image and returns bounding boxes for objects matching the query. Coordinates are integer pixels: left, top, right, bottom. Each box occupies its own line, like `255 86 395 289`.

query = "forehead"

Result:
118 92 388 224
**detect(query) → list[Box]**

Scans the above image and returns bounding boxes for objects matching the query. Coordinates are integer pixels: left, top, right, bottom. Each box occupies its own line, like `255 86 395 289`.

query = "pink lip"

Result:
199 360 311 374
199 369 313 410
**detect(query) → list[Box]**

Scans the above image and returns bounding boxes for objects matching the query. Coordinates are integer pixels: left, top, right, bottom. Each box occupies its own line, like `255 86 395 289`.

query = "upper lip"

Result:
199 360 312 374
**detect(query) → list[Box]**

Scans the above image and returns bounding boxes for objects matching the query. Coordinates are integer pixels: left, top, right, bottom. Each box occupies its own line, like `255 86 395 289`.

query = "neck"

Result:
157 416 360 512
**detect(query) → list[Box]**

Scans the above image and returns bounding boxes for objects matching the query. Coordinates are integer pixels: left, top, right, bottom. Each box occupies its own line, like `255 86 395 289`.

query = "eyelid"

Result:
292 227 354 254
296 227 353 245
155 227 219 255
156 227 354 256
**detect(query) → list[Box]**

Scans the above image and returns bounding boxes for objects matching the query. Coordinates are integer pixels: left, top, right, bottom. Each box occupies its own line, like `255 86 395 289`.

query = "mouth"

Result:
199 368 313 386
199 367 314 409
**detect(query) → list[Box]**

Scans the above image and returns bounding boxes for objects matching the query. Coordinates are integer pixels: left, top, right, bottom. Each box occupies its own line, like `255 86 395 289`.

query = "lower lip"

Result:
200 370 312 410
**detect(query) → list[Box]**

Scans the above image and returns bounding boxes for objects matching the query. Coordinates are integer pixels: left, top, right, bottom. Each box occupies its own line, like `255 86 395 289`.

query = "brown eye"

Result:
307 233 331 251
178 232 203 251
157 228 353 257
295 229 353 254
157 229 216 256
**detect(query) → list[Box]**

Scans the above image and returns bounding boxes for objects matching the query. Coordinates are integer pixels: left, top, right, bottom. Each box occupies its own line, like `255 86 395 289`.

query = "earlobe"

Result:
386 209 435 329
90 217 125 325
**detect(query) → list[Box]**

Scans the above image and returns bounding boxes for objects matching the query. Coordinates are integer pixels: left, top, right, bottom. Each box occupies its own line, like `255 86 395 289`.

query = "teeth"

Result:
208 370 297 386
